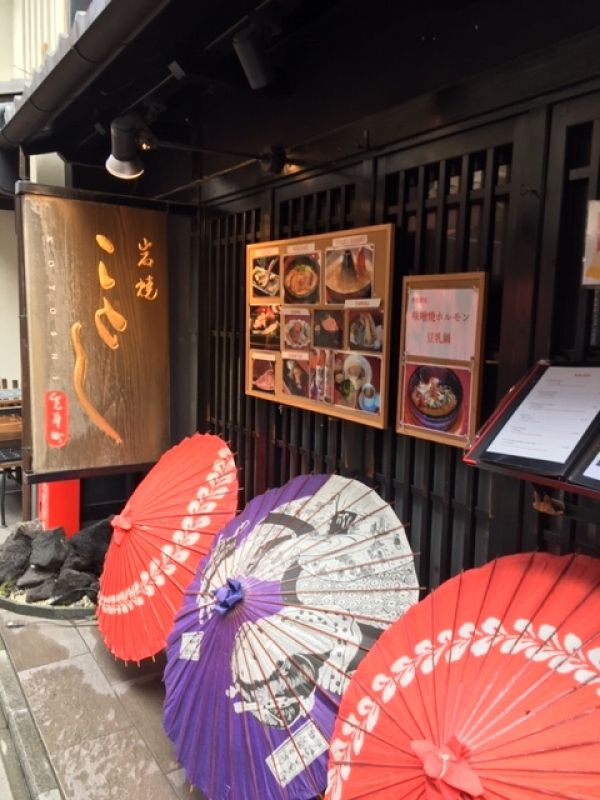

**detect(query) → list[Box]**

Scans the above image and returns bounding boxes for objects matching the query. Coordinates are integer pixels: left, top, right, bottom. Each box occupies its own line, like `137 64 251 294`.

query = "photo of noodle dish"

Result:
325 245 373 302
283 253 320 304
406 365 464 432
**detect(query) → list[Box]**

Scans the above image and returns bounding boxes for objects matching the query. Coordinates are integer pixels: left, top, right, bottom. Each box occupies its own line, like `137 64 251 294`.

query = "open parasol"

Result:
163 473 419 800
326 551 600 800
97 432 238 662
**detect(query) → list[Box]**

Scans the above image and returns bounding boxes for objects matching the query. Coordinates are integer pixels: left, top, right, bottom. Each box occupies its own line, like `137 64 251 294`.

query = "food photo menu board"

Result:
245 225 393 428
396 272 487 448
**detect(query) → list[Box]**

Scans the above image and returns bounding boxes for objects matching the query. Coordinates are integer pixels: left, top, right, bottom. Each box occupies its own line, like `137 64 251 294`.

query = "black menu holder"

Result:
464 361 600 500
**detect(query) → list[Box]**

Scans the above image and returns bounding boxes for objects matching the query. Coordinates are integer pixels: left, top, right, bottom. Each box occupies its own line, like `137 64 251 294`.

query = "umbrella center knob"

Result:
112 514 132 531
410 738 484 797
213 578 244 616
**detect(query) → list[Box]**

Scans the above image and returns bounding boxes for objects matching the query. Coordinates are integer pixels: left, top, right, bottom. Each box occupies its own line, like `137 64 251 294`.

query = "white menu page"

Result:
583 451 600 481
486 367 600 465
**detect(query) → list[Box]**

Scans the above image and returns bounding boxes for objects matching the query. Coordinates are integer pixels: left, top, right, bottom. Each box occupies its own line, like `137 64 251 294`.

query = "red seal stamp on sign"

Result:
45 390 69 447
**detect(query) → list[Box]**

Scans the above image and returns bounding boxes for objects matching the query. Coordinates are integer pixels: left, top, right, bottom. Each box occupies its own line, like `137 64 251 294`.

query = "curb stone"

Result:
0 649 63 800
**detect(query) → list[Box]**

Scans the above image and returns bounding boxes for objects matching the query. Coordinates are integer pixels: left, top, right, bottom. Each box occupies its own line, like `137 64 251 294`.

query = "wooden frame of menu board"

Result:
245 224 394 428
396 271 487 449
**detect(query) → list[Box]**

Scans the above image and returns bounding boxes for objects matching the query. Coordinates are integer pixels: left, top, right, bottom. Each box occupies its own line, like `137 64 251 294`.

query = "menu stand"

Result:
463 361 600 508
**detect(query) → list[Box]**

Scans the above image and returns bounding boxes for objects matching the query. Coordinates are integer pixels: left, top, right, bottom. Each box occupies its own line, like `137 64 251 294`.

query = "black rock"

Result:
53 568 99 604
0 532 32 584
30 527 68 572
14 520 44 540
16 566 55 589
26 578 56 603
61 548 88 574
51 587 98 606
68 517 113 576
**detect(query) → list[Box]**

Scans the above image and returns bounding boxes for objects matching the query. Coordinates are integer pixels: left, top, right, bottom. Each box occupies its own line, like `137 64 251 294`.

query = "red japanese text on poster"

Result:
405 287 479 361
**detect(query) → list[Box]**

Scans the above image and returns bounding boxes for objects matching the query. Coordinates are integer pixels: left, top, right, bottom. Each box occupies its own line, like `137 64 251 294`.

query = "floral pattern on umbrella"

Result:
97 433 238 662
326 551 600 800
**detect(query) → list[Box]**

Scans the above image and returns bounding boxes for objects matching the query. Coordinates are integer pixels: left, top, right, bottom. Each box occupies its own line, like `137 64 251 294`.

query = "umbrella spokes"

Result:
164 474 418 800
98 433 239 661
326 552 600 800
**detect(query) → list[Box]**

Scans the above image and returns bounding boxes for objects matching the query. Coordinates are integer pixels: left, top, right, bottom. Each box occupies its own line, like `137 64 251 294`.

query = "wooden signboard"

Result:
18 186 170 477
245 224 394 429
396 272 486 448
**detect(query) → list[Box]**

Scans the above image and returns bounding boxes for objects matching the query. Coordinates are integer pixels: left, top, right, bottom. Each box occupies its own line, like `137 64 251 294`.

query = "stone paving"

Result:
0 492 205 800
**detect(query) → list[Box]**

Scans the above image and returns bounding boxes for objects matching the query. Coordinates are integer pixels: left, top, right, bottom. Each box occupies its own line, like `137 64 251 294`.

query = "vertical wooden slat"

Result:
455 154 471 269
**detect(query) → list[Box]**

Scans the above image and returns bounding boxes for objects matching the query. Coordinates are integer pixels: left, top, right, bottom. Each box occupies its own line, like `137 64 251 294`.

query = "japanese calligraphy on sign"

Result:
397 272 487 449
19 187 170 477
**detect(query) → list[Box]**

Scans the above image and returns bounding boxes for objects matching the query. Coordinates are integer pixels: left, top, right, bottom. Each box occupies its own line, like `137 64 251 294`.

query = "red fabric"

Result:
326 552 600 800
97 433 238 661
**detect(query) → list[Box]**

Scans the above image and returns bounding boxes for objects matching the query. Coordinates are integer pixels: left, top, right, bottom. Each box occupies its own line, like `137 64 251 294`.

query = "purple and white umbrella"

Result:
163 474 418 800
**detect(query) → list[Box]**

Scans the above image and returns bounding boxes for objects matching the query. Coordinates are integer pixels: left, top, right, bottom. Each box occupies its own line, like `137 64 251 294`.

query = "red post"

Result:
37 480 81 538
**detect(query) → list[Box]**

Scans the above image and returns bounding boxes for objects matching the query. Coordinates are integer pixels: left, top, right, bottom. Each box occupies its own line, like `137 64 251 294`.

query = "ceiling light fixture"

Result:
105 114 145 180
232 24 273 90
105 116 291 181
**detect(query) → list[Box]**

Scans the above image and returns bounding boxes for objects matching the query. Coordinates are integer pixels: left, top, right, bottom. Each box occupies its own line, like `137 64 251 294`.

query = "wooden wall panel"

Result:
200 92 600 592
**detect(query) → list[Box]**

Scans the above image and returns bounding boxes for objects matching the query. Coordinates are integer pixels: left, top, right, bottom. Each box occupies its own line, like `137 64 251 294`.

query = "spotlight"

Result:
260 145 287 174
105 114 144 180
103 114 290 182
232 25 273 90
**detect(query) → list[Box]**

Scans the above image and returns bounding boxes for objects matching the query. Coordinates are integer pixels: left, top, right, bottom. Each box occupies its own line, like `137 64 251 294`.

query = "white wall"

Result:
0 209 21 383
12 0 68 79
0 1 14 80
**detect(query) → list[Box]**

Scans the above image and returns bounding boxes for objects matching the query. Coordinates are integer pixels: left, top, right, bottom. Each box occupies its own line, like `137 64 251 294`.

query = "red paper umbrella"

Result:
326 551 600 800
97 433 238 662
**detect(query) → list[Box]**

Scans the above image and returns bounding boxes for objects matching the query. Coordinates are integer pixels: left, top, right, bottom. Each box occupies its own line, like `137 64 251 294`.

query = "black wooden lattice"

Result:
201 97 600 593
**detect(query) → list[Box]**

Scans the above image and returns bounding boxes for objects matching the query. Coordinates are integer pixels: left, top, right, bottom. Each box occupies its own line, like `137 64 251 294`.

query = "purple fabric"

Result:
164 474 330 800
163 472 417 800
213 578 244 615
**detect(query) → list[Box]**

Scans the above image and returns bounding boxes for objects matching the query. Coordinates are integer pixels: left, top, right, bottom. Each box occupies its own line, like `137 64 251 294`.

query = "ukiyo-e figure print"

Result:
200 476 416 726
164 474 418 799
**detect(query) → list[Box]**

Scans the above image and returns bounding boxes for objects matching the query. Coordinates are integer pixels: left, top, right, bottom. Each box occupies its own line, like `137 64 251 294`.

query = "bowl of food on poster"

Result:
325 245 373 303
333 352 381 412
406 364 469 433
283 311 311 349
283 253 321 304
